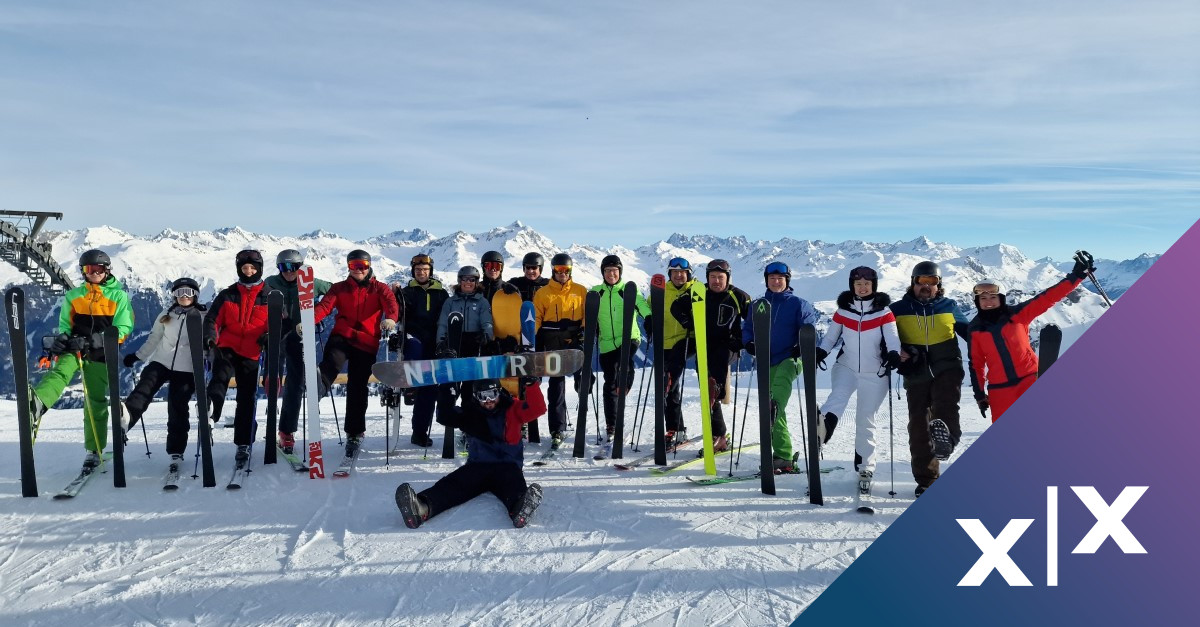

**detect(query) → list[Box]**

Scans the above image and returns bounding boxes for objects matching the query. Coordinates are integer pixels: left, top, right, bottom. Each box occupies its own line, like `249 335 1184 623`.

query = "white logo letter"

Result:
1071 486 1148 554
956 519 1035 586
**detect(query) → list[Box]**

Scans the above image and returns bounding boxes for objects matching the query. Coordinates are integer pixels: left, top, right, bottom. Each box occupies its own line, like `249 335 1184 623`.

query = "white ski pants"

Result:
819 362 889 473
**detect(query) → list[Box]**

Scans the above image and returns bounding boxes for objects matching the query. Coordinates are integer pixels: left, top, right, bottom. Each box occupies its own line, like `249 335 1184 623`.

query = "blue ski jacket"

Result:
741 287 820 366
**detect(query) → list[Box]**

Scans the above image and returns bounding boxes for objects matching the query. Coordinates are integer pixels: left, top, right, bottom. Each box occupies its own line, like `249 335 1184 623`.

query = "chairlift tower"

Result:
0 210 74 292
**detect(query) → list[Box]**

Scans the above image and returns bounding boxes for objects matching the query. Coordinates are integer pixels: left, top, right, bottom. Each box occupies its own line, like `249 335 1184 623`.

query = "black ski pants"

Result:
207 347 262 447
664 338 695 432
317 333 377 438
598 348 635 432
418 461 528 520
905 367 964 488
704 348 733 438
124 361 196 455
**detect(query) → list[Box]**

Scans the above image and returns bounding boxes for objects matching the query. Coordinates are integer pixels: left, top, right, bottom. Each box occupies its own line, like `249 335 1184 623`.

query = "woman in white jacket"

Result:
816 267 902 492
123 278 206 473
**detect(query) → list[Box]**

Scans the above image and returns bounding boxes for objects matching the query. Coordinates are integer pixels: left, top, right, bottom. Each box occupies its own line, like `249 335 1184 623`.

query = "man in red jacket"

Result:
309 249 400 457
968 251 1094 422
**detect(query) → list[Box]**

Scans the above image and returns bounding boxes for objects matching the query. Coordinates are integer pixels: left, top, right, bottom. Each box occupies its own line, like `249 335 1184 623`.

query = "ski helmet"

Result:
79 249 111 268
481 250 504 265
170 277 200 300
911 260 940 280
235 249 264 284
600 254 623 271
550 252 573 268
763 260 790 286
667 257 693 280
972 279 1005 308
848 266 878 293
276 249 304 271
347 249 371 263
706 259 732 281
474 379 503 403
457 265 481 282
521 252 544 270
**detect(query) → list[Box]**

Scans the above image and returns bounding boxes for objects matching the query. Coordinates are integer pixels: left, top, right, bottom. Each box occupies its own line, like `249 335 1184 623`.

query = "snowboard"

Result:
373 349 586 389
6 287 38 497
649 274 667 466
689 282 717 476
103 326 126 488
571 291 602 458
751 298 775 495
264 290 282 465
1038 323 1062 378
297 265 325 479
798 323 823 505
612 283 638 459
185 309 217 487
520 300 540 443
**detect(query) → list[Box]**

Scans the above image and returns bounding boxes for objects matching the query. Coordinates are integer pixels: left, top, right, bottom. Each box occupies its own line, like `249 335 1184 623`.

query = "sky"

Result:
0 0 1196 260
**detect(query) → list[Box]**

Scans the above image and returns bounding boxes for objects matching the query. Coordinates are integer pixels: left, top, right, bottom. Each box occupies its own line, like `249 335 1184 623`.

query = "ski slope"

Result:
0 367 991 626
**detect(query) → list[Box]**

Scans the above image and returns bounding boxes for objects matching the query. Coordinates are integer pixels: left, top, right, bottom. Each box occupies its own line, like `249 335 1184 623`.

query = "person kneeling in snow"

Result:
396 379 546 529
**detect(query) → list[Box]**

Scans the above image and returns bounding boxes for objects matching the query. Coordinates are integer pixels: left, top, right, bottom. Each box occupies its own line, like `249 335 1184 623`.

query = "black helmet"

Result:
458 265 481 282
706 259 732 280
235 249 264 284
276 249 303 268
481 250 504 265
911 260 940 280
600 254 622 271
411 253 434 268
347 249 371 263
550 253 573 273
79 249 111 268
848 266 878 293
521 252 544 269
171 277 200 293
473 379 503 403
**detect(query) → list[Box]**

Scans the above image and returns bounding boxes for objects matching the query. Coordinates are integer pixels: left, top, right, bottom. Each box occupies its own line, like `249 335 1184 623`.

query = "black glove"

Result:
205 336 217 350
498 336 519 353
977 396 990 417
1071 250 1095 278
790 345 802 359
573 329 585 346
519 375 539 387
387 334 403 352
501 282 517 295
744 341 755 356
643 315 654 344
257 334 269 348
885 350 902 370
66 335 89 353
676 307 693 331
816 347 828 365
435 343 457 359
47 333 70 355
123 353 140 368
729 334 743 353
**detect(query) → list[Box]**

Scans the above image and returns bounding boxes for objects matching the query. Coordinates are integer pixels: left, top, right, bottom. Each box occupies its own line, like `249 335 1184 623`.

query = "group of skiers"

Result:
21 244 1096 524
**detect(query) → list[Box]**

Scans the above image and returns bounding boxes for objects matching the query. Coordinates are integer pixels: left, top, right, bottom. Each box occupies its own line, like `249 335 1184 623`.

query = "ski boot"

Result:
278 431 295 455
81 451 102 474
234 444 250 468
511 483 543 529
346 434 363 458
712 434 729 452
550 431 564 448
395 483 429 529
818 412 838 444
858 469 873 496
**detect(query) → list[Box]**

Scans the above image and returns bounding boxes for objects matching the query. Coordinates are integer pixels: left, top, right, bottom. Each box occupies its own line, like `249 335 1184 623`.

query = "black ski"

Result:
186 310 217 487
1038 324 1062 377
614 434 702 470
798 323 823 505
442 311 464 459
611 283 638 459
571 291 602 458
751 298 775 495
103 326 126 488
5 287 38 497
227 448 251 489
649 274 667 466
264 290 282 464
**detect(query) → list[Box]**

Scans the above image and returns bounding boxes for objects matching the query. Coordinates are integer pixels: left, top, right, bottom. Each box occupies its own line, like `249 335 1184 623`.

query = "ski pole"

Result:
316 325 344 445
887 368 896 498
383 334 391 467
794 369 808 472
735 355 753 471
727 352 741 477
1075 250 1112 307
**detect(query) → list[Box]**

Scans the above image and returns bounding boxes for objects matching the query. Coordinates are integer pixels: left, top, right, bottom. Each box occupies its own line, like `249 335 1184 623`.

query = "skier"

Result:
589 255 651 441
435 265 495 361
891 261 980 497
30 249 134 473
532 252 588 446
509 252 549 303
968 251 1093 422
669 259 751 451
308 249 400 458
740 261 820 472
122 277 206 476
662 257 700 444
395 379 546 529
478 250 518 304
265 249 332 455
814 266 902 493
204 249 271 465
397 253 448 447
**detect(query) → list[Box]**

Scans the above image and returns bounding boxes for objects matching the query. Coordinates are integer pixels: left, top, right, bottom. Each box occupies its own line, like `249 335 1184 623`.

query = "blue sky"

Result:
1 0 1196 260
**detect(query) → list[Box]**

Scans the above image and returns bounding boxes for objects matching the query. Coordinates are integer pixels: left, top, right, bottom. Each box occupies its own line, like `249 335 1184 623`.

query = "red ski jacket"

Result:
206 282 269 360
314 276 400 354
968 276 1082 389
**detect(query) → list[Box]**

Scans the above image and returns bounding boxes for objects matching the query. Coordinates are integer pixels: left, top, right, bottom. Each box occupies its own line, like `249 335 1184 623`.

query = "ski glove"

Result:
977 396 990 417
790 345 802 360
497 336 519 354
257 334 269 348
642 315 654 344
744 341 755 356
387 333 404 352
380 319 397 333
815 347 829 366
501 283 518 295
47 333 71 356
885 350 903 370
1071 250 1095 277
122 353 140 368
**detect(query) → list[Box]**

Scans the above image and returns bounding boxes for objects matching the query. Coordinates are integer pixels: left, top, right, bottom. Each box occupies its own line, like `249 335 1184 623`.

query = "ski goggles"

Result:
551 265 572 274
850 267 877 282
667 257 691 272
764 261 790 276
277 262 302 273
171 287 198 299
482 261 503 272
973 283 1002 296
411 254 433 267
347 259 371 271
81 264 108 275
914 275 940 286
474 387 501 403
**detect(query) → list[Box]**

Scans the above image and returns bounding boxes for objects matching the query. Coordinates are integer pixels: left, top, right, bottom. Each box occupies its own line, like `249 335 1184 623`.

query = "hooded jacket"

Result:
819 291 901 374
314 274 400 354
136 303 207 373
969 275 1083 389
59 274 134 361
590 280 652 354
741 287 820 366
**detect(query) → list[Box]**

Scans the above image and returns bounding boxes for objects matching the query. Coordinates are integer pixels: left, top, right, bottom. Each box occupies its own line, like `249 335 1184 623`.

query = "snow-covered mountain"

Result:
0 221 1152 396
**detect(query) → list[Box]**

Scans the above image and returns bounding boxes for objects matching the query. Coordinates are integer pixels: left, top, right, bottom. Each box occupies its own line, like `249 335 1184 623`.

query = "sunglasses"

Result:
474 388 500 403
668 257 691 271
524 265 540 271
411 254 433 266
914 275 940 286
278 262 301 273
81 264 108 275
172 287 198 299
348 259 371 271
764 261 790 276
850 267 877 281
552 265 572 274
460 277 479 283
973 284 1001 296
482 261 503 272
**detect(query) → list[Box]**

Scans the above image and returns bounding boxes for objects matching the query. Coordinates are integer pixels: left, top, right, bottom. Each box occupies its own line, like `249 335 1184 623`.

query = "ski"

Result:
530 441 561 466
689 282 717 475
54 467 100 499
6 287 38 497
520 301 540 443
649 274 667 465
686 465 843 486
798 323 823 505
648 443 760 476
1038 323 1062 377
185 310 217 487
227 456 251 490
751 298 775 495
332 446 361 478
277 444 308 471
571 291 602 458
298 265 325 479
613 434 703 470
102 326 126 488
856 471 875 514
592 438 612 461
163 461 181 491
611 283 637 459
264 289 283 464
